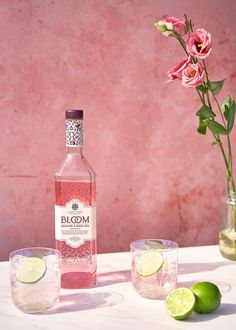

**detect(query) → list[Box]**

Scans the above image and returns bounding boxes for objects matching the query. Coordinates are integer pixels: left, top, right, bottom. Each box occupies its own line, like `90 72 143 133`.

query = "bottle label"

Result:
66 119 83 147
55 199 96 248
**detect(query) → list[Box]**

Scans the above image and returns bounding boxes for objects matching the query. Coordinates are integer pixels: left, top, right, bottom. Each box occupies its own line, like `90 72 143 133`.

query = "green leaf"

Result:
197 118 207 135
196 105 216 119
221 96 235 133
208 79 225 95
223 104 230 120
227 100 235 133
197 84 208 94
204 119 227 135
221 96 233 119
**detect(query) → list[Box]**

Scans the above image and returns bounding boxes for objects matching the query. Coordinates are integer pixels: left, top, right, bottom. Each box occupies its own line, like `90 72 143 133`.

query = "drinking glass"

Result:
9 247 61 313
130 239 178 299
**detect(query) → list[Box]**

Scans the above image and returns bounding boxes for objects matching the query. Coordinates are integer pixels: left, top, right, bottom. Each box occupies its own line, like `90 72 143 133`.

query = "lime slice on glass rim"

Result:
165 288 195 320
135 250 164 277
16 257 47 284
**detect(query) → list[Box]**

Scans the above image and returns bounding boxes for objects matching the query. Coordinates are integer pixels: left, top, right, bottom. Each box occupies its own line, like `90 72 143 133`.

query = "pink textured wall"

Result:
0 0 236 260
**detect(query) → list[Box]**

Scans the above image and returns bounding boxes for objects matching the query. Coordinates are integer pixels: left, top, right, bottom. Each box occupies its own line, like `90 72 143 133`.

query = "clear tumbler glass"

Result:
10 247 61 313
131 239 178 299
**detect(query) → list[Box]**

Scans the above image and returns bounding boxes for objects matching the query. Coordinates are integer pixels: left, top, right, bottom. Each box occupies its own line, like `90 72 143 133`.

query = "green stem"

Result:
177 37 188 55
196 89 204 104
233 203 236 232
206 89 212 108
214 135 232 191
202 60 209 81
211 93 235 191
195 90 235 195
202 59 235 193
171 30 189 56
164 28 190 58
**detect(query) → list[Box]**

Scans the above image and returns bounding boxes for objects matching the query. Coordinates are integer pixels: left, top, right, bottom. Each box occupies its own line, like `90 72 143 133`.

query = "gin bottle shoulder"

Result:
55 148 95 182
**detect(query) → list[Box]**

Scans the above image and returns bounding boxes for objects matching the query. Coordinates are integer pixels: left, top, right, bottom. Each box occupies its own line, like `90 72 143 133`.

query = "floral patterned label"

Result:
66 119 83 147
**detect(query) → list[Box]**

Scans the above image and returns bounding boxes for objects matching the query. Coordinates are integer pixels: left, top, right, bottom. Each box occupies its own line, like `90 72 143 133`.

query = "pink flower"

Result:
187 28 212 59
182 63 204 87
167 58 190 82
154 16 187 36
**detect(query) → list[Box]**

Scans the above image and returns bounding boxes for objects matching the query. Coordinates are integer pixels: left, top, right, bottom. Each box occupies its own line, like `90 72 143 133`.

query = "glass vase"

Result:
219 191 236 260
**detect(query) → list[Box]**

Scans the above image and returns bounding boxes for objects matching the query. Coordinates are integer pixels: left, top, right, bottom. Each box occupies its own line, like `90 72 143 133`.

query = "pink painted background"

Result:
0 0 236 260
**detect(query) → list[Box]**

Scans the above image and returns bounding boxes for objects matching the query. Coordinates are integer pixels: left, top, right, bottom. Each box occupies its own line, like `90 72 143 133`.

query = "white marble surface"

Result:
1 245 236 329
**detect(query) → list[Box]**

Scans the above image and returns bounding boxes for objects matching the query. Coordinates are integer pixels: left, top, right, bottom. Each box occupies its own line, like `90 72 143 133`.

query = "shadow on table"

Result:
97 270 131 287
178 261 234 293
37 271 130 315
178 261 233 275
184 303 236 322
40 291 124 315
177 279 231 293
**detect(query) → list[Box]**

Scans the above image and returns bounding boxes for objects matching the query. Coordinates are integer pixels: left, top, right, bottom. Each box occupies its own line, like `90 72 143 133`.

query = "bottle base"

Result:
61 271 97 289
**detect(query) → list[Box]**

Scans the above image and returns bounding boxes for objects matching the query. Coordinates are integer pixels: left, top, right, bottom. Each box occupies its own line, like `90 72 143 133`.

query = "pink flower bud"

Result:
155 16 187 36
182 63 204 87
187 28 212 59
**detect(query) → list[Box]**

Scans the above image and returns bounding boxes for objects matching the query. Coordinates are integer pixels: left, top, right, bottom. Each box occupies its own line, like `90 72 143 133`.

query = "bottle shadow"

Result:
39 291 124 315
38 262 235 315
97 270 131 287
37 270 130 315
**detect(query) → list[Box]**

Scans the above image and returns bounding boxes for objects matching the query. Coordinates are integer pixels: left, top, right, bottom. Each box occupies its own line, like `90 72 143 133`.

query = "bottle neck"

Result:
66 146 83 155
66 118 83 148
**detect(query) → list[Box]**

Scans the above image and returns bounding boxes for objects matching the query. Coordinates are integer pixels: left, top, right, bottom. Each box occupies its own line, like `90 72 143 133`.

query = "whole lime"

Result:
190 282 221 314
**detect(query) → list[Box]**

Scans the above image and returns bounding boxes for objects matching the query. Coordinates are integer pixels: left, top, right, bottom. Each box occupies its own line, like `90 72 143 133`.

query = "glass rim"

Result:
130 239 178 251
9 247 62 259
223 190 236 197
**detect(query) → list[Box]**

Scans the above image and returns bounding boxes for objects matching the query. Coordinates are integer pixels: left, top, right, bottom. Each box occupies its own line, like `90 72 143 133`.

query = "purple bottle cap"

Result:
66 109 83 119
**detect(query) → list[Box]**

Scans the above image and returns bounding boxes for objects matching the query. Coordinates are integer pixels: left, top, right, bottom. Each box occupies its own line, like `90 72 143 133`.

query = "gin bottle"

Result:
55 109 96 288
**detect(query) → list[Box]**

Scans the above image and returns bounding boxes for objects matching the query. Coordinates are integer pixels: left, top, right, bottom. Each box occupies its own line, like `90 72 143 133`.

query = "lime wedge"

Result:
165 288 195 320
135 251 164 277
16 257 47 284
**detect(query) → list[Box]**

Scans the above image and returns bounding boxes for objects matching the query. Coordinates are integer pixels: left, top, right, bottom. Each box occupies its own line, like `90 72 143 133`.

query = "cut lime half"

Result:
165 288 195 320
16 257 47 284
135 251 164 277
